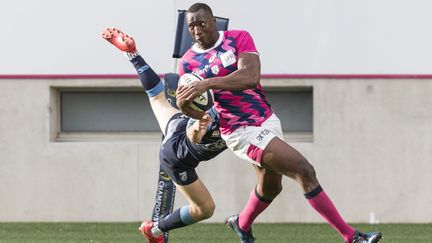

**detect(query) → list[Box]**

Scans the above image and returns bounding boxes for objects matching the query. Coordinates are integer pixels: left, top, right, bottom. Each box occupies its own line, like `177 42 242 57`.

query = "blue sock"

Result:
157 205 197 232
131 55 164 97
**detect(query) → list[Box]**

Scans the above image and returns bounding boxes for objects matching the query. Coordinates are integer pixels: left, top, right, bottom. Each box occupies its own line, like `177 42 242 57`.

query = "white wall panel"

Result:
2 0 432 74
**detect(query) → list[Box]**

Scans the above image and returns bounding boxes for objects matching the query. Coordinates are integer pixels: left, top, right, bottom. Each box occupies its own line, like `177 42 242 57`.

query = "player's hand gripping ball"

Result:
178 73 214 112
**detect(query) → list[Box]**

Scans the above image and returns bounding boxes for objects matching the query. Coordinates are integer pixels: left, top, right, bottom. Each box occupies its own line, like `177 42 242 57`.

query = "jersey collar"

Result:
192 31 224 53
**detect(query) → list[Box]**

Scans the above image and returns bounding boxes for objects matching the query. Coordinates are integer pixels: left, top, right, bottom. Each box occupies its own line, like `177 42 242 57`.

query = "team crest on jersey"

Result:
179 171 188 182
211 130 220 137
211 65 220 75
220 50 236 67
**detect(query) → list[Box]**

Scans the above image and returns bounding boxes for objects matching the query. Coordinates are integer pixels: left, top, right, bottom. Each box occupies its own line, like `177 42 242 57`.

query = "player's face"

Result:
186 9 218 49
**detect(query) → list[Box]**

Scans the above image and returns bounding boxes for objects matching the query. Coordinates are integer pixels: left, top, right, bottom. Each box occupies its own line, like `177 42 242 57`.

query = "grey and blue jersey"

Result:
159 108 226 185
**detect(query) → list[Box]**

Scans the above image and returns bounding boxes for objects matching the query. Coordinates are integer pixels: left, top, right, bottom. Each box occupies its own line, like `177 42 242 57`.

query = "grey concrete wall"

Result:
1 77 431 223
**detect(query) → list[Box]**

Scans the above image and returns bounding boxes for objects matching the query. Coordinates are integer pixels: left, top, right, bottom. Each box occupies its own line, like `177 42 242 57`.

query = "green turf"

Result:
0 222 430 242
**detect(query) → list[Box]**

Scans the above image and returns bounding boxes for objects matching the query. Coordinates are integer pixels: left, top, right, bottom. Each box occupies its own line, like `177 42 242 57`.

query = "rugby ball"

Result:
178 73 214 112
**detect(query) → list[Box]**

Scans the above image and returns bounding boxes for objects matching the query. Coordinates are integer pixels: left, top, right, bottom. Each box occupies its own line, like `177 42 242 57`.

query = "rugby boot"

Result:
226 214 255 243
101 27 137 53
352 230 382 243
138 220 163 243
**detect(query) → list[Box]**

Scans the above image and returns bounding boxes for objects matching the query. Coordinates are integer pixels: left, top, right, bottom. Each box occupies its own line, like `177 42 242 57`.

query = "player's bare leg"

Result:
260 137 381 243
102 28 178 134
226 166 282 243
174 179 215 221
103 28 179 243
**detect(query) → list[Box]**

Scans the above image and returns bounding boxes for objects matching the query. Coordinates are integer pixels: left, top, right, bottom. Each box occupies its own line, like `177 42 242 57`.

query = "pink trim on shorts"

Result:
246 144 264 165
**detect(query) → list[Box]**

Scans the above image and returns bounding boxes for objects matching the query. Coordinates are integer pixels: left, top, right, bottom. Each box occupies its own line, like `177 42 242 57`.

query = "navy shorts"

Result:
159 113 199 186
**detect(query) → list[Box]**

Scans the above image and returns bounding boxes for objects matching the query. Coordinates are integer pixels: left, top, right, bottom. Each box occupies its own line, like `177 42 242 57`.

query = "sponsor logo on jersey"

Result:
209 54 216 63
220 50 236 67
205 139 226 151
193 65 210 76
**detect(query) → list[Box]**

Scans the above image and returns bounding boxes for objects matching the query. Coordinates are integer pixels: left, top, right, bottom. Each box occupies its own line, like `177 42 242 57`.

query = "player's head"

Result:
186 3 219 49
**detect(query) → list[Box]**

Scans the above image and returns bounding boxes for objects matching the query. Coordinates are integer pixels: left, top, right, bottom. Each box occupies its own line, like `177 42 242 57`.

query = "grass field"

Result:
0 222 431 242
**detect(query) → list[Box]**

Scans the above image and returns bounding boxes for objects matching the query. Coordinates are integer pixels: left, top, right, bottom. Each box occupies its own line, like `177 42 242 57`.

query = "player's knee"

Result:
196 200 215 220
298 160 316 182
203 200 216 219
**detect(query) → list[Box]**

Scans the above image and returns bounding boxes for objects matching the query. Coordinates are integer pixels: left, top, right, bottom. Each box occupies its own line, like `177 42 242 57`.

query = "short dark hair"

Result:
187 2 213 16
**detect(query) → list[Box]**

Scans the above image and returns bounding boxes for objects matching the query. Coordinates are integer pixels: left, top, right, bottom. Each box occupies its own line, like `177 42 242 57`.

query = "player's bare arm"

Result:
176 53 260 118
186 114 212 143
177 53 260 104
206 52 260 91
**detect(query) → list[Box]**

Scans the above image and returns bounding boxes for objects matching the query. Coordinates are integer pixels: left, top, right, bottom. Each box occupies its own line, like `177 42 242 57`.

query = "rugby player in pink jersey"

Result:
176 3 382 243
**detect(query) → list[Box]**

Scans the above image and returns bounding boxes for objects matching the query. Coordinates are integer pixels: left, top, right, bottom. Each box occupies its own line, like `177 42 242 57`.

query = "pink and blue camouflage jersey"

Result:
179 30 273 135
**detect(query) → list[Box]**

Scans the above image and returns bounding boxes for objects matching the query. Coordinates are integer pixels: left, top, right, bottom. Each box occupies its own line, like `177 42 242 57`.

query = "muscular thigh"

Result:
261 137 310 178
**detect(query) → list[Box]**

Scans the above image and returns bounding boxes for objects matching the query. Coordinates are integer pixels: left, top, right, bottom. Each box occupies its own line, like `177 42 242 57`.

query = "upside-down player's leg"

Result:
102 28 178 243
139 114 216 242
102 27 178 135
154 75 179 243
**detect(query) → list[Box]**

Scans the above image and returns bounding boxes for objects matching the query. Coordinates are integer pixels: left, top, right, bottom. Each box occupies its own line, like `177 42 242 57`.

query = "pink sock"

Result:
238 187 272 231
306 186 355 242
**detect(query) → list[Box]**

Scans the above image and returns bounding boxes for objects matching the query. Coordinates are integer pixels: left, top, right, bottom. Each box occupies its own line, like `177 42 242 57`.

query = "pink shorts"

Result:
221 113 284 166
